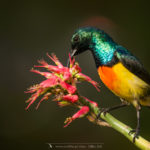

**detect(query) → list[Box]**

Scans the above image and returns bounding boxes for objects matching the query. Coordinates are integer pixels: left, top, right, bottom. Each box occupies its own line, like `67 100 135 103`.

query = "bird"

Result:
69 27 150 142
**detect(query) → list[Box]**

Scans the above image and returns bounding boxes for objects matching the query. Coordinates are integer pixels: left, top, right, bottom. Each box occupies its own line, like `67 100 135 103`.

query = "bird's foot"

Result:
129 128 139 143
97 103 128 120
96 108 109 120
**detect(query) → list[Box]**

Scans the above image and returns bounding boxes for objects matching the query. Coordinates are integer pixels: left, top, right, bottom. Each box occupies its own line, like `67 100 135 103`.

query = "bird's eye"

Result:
73 35 79 42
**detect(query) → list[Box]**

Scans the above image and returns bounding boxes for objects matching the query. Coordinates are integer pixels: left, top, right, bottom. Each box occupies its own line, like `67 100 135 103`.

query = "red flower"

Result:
25 53 100 115
25 53 101 127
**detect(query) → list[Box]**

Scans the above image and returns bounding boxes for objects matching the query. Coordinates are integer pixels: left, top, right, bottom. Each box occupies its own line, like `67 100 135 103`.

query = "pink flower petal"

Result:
47 53 63 68
68 53 75 68
59 80 76 94
35 63 69 74
62 94 78 103
77 73 100 91
31 69 52 78
57 101 70 107
64 117 72 127
25 89 43 110
36 92 51 109
83 97 98 107
72 106 89 119
37 59 48 66
46 65 67 73
72 63 81 73
40 76 58 88
25 84 39 93
64 106 89 127
63 72 72 81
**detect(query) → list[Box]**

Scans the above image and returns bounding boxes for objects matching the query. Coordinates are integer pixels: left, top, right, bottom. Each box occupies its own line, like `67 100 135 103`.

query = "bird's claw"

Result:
101 108 109 116
129 129 139 143
96 108 109 120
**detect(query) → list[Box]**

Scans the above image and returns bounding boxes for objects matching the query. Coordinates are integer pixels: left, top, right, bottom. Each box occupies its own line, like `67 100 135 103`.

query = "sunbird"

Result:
69 27 150 142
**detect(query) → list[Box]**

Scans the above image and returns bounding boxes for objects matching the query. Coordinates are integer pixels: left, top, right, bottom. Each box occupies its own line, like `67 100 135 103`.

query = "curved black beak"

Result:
67 49 77 67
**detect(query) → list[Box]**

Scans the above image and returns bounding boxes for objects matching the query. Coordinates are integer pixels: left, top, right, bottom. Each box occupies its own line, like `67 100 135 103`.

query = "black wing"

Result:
115 46 150 85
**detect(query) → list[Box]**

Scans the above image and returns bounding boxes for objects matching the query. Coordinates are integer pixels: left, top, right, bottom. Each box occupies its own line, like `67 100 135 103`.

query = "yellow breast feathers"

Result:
98 63 150 104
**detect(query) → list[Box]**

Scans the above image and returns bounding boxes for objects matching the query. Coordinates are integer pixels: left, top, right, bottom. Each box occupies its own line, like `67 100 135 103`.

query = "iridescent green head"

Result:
70 27 117 67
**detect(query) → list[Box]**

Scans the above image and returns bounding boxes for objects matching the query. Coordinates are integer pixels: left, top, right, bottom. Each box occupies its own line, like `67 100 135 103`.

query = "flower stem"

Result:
87 102 150 150
101 113 150 150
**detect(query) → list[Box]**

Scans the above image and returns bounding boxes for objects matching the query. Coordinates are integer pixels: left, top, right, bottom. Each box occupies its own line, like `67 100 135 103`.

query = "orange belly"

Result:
98 65 117 91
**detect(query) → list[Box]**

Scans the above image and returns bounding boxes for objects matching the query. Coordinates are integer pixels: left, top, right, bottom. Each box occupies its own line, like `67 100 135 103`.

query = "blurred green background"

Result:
1 0 150 150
